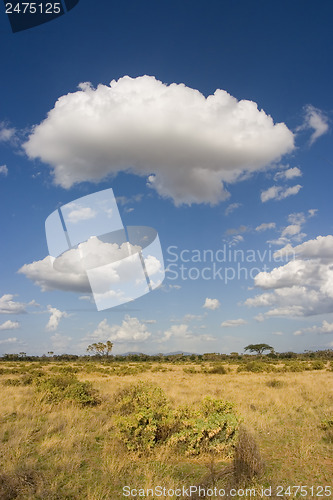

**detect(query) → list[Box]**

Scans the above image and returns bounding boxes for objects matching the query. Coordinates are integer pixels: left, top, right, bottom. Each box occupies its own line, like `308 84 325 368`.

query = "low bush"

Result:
237 362 275 373
49 365 79 374
112 383 240 457
285 362 306 372
34 374 99 406
169 397 240 456
2 378 21 386
112 382 174 452
114 365 149 376
150 365 169 372
311 360 325 370
183 367 198 374
207 364 228 374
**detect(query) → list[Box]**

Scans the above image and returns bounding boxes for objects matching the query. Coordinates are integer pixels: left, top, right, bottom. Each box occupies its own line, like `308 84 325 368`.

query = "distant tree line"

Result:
1 346 333 363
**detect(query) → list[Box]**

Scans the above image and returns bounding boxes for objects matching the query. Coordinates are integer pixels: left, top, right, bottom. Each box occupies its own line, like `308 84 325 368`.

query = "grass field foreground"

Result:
0 361 332 499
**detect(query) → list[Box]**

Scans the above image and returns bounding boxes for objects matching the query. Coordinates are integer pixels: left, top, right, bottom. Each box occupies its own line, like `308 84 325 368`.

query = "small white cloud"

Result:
79 295 94 302
292 320 333 337
221 318 247 327
261 186 281 202
269 212 308 247
225 203 241 216
0 165 8 176
46 305 69 331
0 123 15 142
229 235 244 246
162 323 191 341
288 212 306 225
319 320 333 333
255 222 276 232
66 206 97 224
90 316 151 343
281 224 301 237
272 331 284 336
203 298 220 310
0 337 18 345
274 166 302 181
254 313 265 322
298 105 329 145
160 323 213 343
183 313 205 322
308 209 318 218
0 294 27 315
0 320 20 331
261 184 302 202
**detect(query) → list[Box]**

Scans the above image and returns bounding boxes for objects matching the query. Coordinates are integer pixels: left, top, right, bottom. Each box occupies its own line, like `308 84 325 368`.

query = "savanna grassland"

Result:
0 357 332 499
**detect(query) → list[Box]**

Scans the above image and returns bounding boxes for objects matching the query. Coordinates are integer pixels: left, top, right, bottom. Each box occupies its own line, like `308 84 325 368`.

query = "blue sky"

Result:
0 0 333 355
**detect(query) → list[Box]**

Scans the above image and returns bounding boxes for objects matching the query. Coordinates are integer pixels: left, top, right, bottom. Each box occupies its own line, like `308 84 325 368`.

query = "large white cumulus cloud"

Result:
246 235 333 317
18 255 91 293
17 238 162 295
24 76 294 205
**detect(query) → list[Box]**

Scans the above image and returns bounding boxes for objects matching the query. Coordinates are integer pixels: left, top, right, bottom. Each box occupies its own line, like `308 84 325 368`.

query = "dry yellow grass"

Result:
93 366 333 483
0 362 332 499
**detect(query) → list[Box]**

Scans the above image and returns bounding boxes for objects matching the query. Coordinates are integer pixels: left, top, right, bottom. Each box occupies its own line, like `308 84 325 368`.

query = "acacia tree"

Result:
86 341 113 357
244 344 274 356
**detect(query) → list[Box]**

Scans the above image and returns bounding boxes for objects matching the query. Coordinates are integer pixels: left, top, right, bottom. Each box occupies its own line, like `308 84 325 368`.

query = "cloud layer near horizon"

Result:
24 76 294 205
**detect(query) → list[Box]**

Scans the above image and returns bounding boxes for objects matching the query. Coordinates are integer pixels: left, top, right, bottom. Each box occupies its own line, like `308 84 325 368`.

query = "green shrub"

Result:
169 397 240 456
208 364 228 374
321 418 333 430
35 374 99 406
238 361 274 373
2 378 21 386
114 365 149 376
183 367 198 374
112 383 240 457
3 370 45 386
285 362 306 372
310 360 325 370
112 382 174 452
150 365 169 372
49 365 79 374
20 374 35 385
